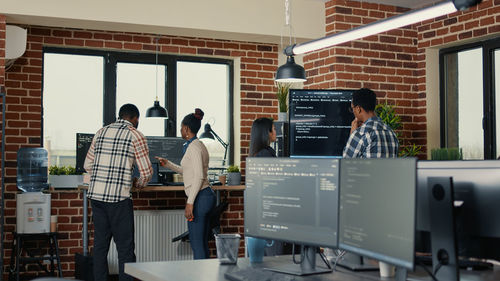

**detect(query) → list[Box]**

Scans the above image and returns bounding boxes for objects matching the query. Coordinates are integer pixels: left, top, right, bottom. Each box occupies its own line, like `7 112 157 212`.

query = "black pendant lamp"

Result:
146 38 168 118
275 0 306 83
275 55 306 83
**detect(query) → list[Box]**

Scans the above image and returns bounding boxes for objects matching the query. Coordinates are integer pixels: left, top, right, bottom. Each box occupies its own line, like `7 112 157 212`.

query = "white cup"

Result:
379 261 395 278
50 215 57 232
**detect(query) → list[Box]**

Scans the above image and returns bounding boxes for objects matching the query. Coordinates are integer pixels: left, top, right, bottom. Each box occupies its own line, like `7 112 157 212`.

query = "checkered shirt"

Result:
343 116 399 158
84 119 153 202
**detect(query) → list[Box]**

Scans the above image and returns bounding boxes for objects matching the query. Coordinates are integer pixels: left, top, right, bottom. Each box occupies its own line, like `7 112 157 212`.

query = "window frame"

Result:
439 37 500 159
42 47 235 164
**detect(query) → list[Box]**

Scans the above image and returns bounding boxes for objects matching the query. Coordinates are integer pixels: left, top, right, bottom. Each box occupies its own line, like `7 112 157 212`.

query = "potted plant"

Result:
431 147 463 160
375 102 422 158
226 165 241 186
49 165 84 188
276 83 291 121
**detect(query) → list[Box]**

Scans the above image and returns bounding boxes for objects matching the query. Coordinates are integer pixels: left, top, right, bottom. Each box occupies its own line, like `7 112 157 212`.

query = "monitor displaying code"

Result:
245 157 339 248
339 158 416 269
289 89 353 158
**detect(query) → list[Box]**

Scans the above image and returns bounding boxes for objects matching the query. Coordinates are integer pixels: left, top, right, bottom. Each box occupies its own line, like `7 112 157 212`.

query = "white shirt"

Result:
164 139 210 204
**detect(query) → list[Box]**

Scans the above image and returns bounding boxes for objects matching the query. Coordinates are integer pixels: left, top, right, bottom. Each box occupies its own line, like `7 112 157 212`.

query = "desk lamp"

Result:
200 124 228 166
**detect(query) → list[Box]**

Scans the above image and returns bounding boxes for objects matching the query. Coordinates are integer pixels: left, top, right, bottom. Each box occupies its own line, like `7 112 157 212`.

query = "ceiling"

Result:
356 0 443 9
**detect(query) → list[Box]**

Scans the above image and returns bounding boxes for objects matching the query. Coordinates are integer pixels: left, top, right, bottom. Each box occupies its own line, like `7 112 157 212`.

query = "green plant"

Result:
227 165 240 173
276 83 291 113
375 102 423 158
399 144 422 158
49 165 82 175
431 147 463 160
375 102 402 134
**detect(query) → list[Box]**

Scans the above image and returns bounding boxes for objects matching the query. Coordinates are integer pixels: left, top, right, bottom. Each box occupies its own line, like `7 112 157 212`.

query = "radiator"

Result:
107 210 193 275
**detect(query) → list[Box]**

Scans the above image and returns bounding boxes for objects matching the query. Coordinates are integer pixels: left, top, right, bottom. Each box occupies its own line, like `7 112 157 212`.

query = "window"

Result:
177 61 230 167
43 53 103 166
440 37 500 159
116 62 166 136
43 48 233 167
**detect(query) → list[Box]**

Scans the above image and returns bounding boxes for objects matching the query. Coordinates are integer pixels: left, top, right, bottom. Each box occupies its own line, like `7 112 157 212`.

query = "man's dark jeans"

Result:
91 199 135 281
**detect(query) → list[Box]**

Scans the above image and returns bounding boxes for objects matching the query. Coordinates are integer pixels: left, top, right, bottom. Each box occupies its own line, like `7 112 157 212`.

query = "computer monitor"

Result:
338 158 417 270
416 160 500 261
245 157 339 275
288 89 352 158
146 136 184 172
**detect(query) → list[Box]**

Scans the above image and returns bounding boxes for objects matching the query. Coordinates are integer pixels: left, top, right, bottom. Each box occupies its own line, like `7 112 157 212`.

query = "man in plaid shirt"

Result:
343 88 399 158
84 104 152 281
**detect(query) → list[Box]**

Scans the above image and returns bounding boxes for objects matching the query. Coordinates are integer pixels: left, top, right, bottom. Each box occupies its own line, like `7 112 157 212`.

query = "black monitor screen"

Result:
145 137 184 172
76 133 95 173
245 157 339 248
77 134 184 173
339 158 416 270
289 89 352 158
416 160 500 260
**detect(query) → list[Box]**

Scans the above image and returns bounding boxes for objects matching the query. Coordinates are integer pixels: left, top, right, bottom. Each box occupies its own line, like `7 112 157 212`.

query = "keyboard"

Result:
224 268 298 281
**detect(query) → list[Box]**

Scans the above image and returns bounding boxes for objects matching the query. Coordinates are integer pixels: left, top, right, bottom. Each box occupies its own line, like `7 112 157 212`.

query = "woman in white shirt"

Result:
157 108 215 259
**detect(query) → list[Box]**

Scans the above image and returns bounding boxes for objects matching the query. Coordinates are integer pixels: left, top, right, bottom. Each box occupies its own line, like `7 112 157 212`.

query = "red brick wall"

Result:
0 15 5 87
304 0 424 155
305 0 500 157
414 0 500 150
0 25 276 278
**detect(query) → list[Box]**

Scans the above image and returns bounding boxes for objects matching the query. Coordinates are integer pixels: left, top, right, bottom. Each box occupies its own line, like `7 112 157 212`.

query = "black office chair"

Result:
172 200 229 243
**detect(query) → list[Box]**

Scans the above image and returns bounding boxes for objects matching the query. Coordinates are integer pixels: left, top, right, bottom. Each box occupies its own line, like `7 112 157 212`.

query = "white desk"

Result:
125 256 500 281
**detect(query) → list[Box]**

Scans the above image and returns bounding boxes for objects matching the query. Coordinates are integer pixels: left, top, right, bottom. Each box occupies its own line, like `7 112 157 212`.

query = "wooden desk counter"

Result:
77 184 245 192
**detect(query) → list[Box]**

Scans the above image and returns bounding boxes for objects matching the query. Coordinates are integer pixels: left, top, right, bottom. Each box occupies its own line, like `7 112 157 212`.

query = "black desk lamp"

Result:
199 124 228 166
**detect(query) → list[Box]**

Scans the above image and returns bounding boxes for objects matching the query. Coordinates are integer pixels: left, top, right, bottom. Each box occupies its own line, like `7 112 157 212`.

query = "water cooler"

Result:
16 147 51 233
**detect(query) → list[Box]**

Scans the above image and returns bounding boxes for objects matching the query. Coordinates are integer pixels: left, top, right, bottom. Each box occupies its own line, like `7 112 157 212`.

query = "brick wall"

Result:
0 24 277 278
304 0 500 157
304 0 424 155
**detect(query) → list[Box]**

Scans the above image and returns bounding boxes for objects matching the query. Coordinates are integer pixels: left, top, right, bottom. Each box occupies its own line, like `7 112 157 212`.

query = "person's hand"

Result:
350 118 363 134
155 156 168 167
185 204 194 221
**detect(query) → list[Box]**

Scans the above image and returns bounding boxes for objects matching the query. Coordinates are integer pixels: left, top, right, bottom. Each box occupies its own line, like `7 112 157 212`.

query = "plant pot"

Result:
278 112 288 122
49 175 84 188
227 172 241 186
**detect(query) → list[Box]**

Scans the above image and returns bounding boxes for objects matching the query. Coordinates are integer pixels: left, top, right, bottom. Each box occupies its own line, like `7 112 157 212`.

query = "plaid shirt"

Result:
343 116 399 158
84 119 153 202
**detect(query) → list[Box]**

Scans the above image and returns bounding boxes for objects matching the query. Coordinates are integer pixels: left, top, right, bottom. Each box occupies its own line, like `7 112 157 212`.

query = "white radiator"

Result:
107 210 193 275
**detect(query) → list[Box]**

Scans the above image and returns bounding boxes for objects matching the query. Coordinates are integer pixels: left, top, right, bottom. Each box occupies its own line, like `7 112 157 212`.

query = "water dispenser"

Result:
16 147 51 233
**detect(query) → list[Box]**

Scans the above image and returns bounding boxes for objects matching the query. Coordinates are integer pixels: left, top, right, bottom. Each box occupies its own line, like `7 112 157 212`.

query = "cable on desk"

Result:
292 244 302 264
417 260 439 281
332 249 346 271
319 250 332 270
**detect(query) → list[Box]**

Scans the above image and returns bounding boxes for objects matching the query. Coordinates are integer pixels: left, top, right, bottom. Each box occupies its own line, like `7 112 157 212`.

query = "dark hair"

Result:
119 104 140 119
249 117 274 157
352 88 377 112
182 108 204 134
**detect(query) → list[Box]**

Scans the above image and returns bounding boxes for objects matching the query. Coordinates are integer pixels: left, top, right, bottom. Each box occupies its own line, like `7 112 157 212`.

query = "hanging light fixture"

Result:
146 37 168 118
275 0 306 83
282 0 481 57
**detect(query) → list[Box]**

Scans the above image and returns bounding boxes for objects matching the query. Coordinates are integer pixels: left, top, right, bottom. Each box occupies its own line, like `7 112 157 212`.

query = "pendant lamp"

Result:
146 38 168 118
275 0 306 83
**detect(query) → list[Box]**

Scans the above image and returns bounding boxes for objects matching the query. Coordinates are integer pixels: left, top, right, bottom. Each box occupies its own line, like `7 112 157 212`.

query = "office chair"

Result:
172 200 229 243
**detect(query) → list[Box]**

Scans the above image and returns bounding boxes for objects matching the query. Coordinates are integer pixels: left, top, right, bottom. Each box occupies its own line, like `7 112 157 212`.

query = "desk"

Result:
125 256 500 281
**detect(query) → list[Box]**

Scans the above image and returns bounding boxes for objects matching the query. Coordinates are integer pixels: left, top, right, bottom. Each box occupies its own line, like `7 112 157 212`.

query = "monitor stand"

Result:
264 246 332 276
336 253 379 271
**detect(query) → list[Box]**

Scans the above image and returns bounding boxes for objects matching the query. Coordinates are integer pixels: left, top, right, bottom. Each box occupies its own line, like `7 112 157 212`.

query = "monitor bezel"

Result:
338 158 417 271
244 157 340 249
288 89 353 158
